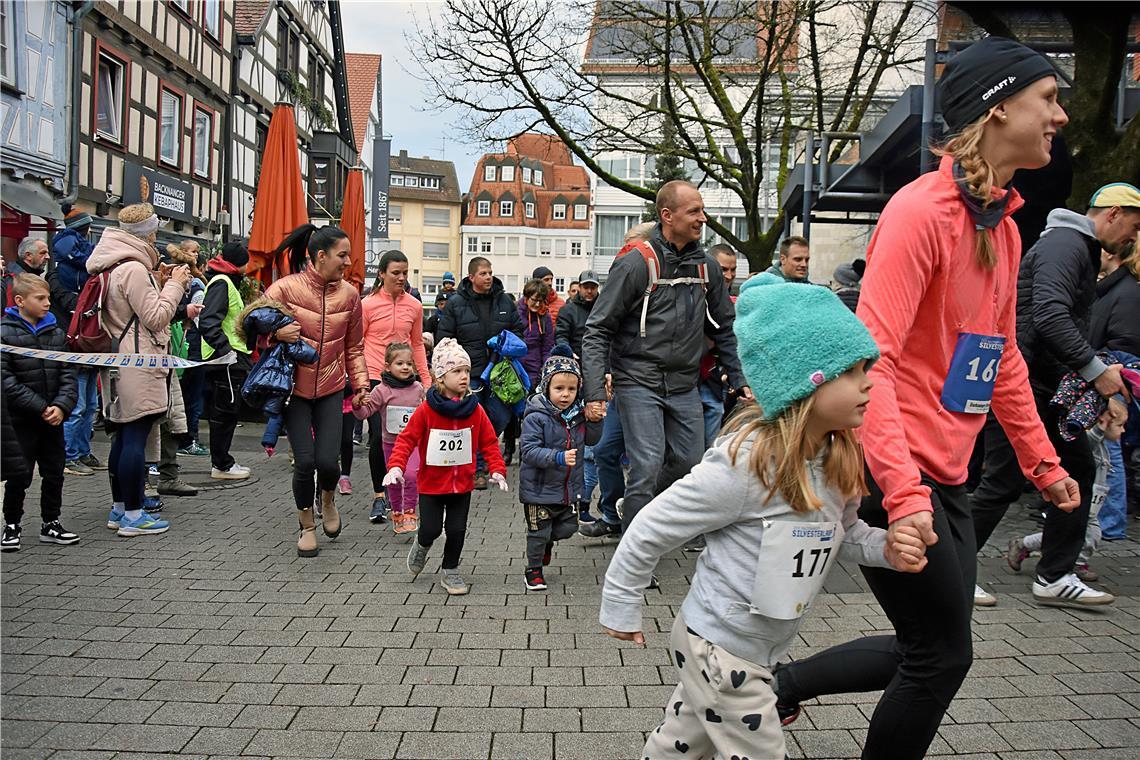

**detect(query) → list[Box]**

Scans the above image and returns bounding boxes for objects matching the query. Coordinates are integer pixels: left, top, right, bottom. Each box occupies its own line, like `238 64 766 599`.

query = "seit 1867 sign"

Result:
122 161 195 224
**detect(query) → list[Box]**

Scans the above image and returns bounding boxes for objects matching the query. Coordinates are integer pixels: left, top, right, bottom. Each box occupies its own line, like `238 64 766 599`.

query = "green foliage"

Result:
281 70 336 132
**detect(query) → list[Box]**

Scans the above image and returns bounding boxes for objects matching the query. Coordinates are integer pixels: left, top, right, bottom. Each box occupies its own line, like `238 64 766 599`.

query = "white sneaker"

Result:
211 464 251 480
1033 573 1114 608
973 584 997 607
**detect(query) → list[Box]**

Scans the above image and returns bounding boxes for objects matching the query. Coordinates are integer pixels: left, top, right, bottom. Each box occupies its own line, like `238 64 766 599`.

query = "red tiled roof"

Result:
233 0 270 36
345 53 382 159
507 133 574 165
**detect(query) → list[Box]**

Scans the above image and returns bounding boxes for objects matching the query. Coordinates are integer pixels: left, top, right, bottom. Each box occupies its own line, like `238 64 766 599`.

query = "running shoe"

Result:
370 495 390 524
2 524 21 552
1074 562 1099 583
407 541 428 577
524 568 547 591
178 441 209 456
64 459 95 476
79 454 108 470
441 569 469 595
973 584 997 607
211 464 251 480
39 521 80 545
117 512 170 537
1032 573 1114 607
1006 536 1030 572
338 475 353 495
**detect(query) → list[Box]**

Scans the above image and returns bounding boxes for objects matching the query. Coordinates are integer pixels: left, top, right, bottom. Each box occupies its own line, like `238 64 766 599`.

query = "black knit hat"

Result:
937 37 1056 135
221 240 250 268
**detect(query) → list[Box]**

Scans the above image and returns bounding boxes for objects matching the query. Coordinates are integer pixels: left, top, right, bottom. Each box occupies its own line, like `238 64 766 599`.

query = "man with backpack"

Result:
582 180 747 538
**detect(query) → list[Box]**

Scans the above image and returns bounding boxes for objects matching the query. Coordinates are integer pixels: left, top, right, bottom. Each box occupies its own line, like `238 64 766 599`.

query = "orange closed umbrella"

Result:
248 103 308 287
341 167 366 292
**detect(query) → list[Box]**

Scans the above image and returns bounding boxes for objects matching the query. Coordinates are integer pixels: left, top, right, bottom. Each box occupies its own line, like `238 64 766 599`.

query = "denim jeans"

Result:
698 379 725 449
64 369 99 461
1099 438 1128 539
582 445 598 503
593 396 627 524
616 384 703 532
475 386 512 473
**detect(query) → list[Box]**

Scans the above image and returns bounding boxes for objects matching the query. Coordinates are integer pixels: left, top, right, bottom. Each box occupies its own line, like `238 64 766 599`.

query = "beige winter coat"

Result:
87 227 186 423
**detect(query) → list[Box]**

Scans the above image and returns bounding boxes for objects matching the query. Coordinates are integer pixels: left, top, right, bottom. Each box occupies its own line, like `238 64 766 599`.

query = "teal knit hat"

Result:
735 273 879 420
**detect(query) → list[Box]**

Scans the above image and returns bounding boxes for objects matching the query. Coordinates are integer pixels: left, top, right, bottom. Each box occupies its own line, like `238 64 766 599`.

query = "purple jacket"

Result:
517 300 554 379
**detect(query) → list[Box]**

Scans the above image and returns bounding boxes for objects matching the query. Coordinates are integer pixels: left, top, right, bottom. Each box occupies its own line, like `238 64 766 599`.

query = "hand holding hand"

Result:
1093 364 1130 401
1042 476 1080 512
738 385 755 401
884 524 928 573
489 472 509 491
604 373 613 401
352 388 369 409
41 406 65 425
603 626 646 646
275 323 302 343
186 302 203 320
564 449 578 467
887 510 937 566
585 400 606 422
382 468 404 487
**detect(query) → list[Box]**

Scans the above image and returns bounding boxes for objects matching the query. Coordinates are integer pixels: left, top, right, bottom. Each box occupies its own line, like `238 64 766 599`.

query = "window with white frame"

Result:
552 204 566 220
522 167 532 183
202 0 221 39
554 239 568 257
467 236 479 254
391 174 404 186
504 274 520 294
493 236 507 255
423 242 449 259
389 204 402 223
424 207 450 227
525 202 535 219
594 214 641 260
574 204 588 220
159 87 183 167
476 200 490 216
95 50 127 143
554 277 566 294
507 237 519 256
500 200 513 217
480 239 491 254
421 176 441 190
484 164 496 181
169 0 191 15
1 1 15 86
570 241 583 257
192 106 212 177
422 276 442 296
534 169 543 186
501 165 515 182
406 175 420 188
525 237 537 256
539 238 552 256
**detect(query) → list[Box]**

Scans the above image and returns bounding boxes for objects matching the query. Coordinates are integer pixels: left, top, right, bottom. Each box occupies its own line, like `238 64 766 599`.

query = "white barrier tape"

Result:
0 343 237 369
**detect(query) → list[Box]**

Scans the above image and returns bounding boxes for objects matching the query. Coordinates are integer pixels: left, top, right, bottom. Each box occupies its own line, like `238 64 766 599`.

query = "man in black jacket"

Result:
972 182 1139 608
436 256 524 485
582 181 747 534
554 269 599 358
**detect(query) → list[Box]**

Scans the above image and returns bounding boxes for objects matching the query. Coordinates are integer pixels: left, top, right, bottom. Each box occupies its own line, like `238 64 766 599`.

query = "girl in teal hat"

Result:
598 274 928 759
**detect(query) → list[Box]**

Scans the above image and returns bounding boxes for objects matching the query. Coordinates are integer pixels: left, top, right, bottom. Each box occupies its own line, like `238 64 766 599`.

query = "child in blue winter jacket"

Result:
519 345 602 591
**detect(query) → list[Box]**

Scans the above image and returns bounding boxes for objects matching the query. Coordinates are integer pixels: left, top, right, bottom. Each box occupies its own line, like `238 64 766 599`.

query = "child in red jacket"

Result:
384 338 507 595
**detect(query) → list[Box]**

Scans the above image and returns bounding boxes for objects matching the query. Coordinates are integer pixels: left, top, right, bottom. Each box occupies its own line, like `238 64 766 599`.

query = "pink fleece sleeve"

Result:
989 249 1067 490
856 212 936 522
410 306 432 387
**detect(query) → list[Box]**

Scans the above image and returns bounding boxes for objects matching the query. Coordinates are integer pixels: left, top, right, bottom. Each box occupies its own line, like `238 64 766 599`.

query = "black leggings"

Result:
776 474 975 760
417 492 472 569
340 411 354 477
108 415 162 511
367 378 387 493
284 392 342 510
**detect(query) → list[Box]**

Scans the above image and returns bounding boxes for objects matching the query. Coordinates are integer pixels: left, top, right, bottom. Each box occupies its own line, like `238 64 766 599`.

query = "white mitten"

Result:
382 468 404 487
489 472 509 492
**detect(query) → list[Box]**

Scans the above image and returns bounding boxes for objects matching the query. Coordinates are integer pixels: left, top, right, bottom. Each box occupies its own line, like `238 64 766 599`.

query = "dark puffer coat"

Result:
1016 209 1103 395
238 298 320 415
1089 265 1140 356
1 308 78 419
554 292 596 357
435 277 524 378
519 394 602 506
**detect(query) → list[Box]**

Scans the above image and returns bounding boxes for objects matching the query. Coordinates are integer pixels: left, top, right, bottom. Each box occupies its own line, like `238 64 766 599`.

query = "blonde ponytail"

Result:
935 113 999 270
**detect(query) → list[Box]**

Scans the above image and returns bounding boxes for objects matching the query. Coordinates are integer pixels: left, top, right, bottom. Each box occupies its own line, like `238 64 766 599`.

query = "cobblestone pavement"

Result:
2 425 1138 759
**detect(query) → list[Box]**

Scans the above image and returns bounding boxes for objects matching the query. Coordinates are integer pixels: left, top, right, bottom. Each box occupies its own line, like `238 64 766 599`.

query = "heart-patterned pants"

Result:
643 613 785 760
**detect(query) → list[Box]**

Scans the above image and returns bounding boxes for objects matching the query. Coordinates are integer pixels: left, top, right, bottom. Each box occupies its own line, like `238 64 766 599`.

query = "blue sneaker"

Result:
117 512 170 537
143 495 164 513
107 507 124 530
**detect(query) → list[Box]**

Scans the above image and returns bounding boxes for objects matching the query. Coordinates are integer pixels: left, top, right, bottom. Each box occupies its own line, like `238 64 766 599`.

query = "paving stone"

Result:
433 707 522 732
243 728 345 757
181 726 256 754
395 731 492 759
335 731 403 759
89 723 196 753
489 731 553 760
553 731 647 759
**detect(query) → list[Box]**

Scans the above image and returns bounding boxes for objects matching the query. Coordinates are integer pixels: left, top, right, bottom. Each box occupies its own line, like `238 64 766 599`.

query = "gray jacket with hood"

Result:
600 435 891 667
581 224 743 401
1016 208 1106 395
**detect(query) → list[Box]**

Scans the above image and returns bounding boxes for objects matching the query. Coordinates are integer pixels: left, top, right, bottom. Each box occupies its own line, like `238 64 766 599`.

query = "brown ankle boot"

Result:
320 490 341 538
297 508 318 557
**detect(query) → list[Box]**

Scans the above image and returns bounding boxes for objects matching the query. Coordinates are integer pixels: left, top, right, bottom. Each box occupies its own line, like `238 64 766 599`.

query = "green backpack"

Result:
489 359 526 405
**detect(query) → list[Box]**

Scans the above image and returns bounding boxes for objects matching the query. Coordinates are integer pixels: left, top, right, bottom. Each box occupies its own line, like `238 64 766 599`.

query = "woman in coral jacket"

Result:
770 37 1079 760
265 224 369 558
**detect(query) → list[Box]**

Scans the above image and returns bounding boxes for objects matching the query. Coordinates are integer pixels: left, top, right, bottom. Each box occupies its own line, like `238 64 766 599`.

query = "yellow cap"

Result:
1089 182 1140 209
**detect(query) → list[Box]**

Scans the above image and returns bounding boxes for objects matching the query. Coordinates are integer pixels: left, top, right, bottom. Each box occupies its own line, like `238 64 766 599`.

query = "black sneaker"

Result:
579 519 621 538
772 663 801 726
40 521 80 545
683 535 706 552
647 574 660 590
2 524 21 552
370 496 390 524
524 568 547 591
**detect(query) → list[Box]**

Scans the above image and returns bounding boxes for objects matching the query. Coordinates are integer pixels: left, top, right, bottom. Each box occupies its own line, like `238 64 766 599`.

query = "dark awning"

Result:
1 180 64 221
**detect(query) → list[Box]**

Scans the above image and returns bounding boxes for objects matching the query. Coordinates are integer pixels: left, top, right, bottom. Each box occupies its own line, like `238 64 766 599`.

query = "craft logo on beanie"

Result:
734 273 879 420
937 36 1055 135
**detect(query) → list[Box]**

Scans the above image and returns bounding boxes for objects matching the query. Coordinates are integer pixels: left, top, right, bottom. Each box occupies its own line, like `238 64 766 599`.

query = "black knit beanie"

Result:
937 37 1056 135
221 240 250 268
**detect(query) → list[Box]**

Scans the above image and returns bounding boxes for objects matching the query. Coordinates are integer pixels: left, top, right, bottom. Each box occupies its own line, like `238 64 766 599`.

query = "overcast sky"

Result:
340 1 482 192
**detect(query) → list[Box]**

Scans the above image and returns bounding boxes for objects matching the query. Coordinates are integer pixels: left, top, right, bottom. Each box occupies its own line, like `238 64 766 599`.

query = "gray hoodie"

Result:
600 435 891 667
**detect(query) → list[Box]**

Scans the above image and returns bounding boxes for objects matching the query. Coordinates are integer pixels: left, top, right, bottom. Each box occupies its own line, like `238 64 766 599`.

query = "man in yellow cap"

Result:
971 182 1139 609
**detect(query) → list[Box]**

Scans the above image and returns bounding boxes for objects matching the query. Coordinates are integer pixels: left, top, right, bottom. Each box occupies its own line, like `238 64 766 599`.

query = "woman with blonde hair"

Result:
86 203 190 536
769 37 1079 759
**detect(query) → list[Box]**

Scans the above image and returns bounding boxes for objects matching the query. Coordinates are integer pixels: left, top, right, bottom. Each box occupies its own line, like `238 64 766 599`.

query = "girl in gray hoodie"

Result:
599 273 927 759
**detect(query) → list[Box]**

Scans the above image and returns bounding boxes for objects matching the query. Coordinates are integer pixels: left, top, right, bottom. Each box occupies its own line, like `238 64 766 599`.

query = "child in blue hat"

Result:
598 273 928 759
